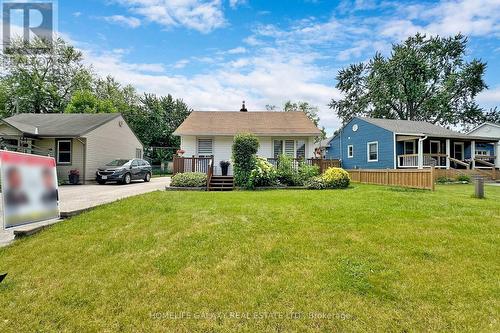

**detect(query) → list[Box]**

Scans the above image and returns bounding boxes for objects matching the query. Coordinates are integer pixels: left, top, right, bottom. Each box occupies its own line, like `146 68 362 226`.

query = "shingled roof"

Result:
1 113 121 137
359 117 496 141
173 111 322 136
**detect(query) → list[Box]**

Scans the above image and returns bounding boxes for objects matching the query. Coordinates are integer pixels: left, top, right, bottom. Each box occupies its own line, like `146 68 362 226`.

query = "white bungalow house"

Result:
0 113 143 184
467 122 500 168
172 107 322 176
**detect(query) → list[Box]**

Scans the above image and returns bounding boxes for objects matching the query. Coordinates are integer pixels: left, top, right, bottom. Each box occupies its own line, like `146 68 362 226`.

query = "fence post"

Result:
192 155 195 172
430 167 435 191
385 169 389 185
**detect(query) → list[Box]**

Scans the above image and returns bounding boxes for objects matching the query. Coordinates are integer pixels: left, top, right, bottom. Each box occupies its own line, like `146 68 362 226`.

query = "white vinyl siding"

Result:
197 138 213 156
85 115 143 182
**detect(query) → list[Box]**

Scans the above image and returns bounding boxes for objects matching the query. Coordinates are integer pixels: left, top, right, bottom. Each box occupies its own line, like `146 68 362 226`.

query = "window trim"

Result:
56 139 72 165
347 144 354 158
197 137 214 156
403 140 416 155
367 141 379 162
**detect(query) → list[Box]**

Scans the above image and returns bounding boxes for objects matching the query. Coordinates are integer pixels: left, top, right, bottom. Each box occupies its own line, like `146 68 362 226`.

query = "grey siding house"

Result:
0 113 143 184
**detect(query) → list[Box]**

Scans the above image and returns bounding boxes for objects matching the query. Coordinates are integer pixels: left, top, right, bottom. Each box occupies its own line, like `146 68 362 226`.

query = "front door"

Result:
454 142 464 161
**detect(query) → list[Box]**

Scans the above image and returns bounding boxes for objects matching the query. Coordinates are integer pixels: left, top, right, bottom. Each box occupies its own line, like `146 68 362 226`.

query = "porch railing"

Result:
398 154 447 168
267 158 341 173
173 155 214 175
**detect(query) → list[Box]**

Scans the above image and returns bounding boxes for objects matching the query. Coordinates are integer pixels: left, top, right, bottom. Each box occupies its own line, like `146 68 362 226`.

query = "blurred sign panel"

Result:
0 151 59 229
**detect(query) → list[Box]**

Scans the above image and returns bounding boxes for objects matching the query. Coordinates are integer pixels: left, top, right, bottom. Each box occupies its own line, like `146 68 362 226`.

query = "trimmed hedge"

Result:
170 172 207 187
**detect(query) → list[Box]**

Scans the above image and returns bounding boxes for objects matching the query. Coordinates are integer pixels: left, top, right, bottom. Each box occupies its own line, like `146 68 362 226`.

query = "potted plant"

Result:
68 169 80 185
220 161 231 176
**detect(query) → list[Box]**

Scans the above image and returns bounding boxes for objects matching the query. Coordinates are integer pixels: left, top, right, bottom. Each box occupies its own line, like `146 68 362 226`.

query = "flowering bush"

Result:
305 176 325 189
171 172 207 187
298 163 320 183
322 167 350 189
247 157 277 189
176 149 185 156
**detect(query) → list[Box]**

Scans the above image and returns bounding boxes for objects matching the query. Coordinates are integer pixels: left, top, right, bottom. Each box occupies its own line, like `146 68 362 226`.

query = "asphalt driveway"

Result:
59 177 170 214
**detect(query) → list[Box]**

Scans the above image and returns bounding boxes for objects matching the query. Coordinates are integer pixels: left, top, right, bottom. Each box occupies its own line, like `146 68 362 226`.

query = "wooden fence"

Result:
347 168 435 190
173 156 214 175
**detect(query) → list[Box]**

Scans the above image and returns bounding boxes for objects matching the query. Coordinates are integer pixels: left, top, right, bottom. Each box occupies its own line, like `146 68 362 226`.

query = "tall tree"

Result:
284 100 326 140
0 37 92 115
329 33 488 127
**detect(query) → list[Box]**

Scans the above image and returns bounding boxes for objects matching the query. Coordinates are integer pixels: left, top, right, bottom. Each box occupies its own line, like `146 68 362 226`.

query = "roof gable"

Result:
173 111 322 136
2 113 121 137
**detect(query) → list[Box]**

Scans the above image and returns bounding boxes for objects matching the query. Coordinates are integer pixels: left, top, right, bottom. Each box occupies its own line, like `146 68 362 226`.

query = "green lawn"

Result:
1 184 499 332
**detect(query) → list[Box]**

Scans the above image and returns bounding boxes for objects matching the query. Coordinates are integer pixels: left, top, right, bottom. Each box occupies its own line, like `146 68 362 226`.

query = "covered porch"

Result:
396 135 499 170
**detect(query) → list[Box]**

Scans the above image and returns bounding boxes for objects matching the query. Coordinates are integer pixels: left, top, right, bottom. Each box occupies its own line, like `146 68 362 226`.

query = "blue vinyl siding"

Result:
325 118 394 169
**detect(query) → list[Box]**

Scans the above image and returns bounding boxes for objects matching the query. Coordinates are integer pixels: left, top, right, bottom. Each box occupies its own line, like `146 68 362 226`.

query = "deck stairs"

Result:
208 176 234 191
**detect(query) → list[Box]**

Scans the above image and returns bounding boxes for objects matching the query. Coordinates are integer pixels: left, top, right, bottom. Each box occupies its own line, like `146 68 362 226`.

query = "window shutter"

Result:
197 138 213 156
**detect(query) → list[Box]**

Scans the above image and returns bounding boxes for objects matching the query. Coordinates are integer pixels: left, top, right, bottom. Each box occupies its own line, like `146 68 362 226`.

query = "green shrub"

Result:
298 163 320 183
171 172 207 187
276 154 305 186
247 157 277 189
322 167 350 189
232 133 259 187
456 174 471 183
436 176 453 184
305 176 325 189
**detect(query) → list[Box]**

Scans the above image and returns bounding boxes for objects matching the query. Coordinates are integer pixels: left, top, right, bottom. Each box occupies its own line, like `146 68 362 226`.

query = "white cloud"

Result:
227 46 247 54
82 46 342 130
173 59 190 69
229 0 246 9
114 0 225 33
73 12 82 18
477 86 500 106
103 15 141 28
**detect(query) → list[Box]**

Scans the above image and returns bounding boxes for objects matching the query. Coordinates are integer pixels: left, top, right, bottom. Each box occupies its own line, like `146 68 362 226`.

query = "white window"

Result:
135 149 142 159
347 145 354 158
404 141 415 155
56 139 72 164
296 140 306 159
197 138 213 156
273 140 283 158
273 139 307 159
476 150 489 156
367 141 378 162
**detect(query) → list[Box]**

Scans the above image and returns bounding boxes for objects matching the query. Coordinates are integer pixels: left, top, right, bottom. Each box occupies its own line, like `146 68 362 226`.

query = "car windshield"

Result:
106 159 130 167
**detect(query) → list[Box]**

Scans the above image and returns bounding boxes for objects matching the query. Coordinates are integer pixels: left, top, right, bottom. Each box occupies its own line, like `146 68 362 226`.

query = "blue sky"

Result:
54 0 500 132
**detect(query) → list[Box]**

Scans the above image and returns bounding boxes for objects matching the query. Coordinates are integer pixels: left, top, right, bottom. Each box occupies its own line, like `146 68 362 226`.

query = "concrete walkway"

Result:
0 177 170 247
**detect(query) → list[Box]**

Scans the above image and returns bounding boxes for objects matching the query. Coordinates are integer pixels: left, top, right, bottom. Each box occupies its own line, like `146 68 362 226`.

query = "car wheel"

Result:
122 173 131 185
97 180 106 185
144 172 151 182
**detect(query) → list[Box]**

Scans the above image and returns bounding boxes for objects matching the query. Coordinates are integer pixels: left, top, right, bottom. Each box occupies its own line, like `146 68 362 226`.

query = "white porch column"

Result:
495 142 500 168
471 140 476 169
418 139 424 169
446 139 450 169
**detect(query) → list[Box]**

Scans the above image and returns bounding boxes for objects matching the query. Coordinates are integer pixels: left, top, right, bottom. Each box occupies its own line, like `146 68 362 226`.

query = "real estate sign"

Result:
0 151 59 229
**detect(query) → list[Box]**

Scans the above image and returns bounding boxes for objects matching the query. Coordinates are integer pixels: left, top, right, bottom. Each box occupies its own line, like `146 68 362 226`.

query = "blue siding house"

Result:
326 117 499 170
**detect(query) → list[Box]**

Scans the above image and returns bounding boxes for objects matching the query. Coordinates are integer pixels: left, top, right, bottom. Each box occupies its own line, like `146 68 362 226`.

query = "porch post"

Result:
445 139 450 169
418 139 424 169
495 142 500 169
471 140 476 169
